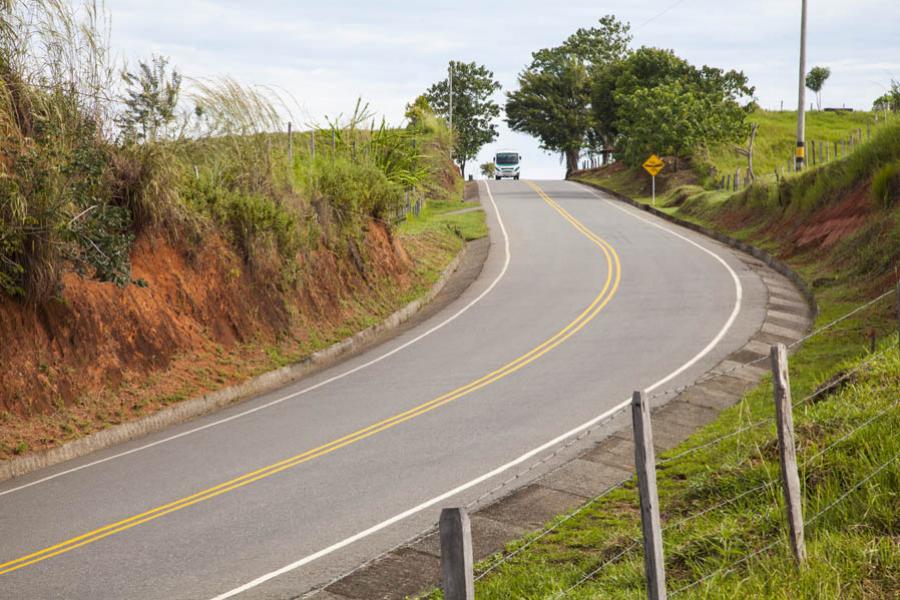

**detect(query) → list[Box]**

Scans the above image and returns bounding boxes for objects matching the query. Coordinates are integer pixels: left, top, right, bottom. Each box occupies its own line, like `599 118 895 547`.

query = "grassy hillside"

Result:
453 119 900 598
704 109 877 179
574 109 889 201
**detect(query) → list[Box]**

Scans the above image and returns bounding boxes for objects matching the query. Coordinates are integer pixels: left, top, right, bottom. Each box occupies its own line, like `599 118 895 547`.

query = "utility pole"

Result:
795 0 808 171
448 61 454 131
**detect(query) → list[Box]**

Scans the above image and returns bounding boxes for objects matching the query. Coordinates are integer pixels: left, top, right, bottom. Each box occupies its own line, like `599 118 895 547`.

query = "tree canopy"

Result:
505 15 631 176
424 61 501 178
117 55 182 143
591 46 754 169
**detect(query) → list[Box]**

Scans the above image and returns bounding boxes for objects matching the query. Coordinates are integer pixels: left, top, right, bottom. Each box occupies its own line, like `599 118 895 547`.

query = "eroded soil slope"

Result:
0 222 456 458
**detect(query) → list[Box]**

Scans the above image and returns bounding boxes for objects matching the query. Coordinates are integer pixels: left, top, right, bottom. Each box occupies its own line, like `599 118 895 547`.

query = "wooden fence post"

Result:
896 280 900 356
440 507 474 600
632 390 667 600
287 121 293 163
770 344 807 564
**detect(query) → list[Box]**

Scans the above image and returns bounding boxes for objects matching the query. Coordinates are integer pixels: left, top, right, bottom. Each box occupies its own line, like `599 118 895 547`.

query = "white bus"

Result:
493 151 521 180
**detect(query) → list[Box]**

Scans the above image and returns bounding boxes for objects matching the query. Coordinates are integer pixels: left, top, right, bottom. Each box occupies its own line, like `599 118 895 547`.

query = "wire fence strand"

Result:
657 347 888 466
669 451 899 596
474 479 634 582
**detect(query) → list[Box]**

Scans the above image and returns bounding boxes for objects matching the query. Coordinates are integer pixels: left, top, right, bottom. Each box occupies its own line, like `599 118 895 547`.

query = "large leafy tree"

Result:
506 49 592 175
591 47 695 144
424 61 501 178
593 46 754 169
506 15 631 176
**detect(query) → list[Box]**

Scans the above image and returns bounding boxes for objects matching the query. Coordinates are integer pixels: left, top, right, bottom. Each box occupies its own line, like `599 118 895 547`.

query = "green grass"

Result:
706 109 880 179
399 199 487 242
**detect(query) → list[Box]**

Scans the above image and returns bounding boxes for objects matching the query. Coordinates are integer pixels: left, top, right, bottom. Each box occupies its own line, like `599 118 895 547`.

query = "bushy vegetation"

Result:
504 15 753 175
725 120 900 217
0 1 457 304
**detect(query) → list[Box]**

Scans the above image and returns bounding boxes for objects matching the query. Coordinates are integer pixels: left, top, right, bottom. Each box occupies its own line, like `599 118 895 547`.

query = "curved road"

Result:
0 181 766 599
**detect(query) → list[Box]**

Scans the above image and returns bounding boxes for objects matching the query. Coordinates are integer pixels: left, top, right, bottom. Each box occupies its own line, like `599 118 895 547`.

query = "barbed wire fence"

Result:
302 285 898 600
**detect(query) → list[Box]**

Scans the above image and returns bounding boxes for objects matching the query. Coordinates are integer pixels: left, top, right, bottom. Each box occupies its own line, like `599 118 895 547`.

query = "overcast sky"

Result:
109 0 900 179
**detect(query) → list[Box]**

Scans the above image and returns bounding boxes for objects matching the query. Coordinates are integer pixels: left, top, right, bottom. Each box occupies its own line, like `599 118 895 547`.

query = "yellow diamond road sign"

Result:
643 154 665 177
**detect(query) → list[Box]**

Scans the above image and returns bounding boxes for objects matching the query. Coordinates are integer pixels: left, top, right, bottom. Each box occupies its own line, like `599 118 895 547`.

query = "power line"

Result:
634 0 689 30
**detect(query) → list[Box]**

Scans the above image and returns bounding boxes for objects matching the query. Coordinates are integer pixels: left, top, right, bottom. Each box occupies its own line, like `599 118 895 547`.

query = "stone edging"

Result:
1 236 470 483
572 178 819 319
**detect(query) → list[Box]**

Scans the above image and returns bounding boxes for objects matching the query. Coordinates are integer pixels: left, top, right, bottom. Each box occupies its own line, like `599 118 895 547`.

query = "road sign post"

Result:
642 155 665 207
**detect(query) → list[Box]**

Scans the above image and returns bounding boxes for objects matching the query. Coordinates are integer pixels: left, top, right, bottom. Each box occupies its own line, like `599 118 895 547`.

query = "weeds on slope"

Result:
0 1 458 304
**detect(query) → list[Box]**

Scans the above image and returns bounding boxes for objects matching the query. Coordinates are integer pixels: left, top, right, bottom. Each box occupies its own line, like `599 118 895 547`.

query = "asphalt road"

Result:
0 180 767 599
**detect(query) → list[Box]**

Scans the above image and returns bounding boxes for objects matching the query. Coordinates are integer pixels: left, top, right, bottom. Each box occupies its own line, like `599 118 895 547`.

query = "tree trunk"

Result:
747 123 759 181
565 148 579 178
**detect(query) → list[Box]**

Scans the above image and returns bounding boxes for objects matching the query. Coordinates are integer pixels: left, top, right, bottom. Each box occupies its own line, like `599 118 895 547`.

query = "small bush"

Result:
109 143 183 232
184 180 300 271
316 159 403 231
871 160 900 209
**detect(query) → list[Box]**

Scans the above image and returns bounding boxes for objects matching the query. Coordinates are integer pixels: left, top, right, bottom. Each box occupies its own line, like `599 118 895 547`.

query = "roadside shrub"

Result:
183 180 300 271
316 159 403 231
871 161 900 209
109 143 183 232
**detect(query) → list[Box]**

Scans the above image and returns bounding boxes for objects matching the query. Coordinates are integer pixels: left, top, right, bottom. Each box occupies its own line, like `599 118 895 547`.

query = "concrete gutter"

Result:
1 233 472 484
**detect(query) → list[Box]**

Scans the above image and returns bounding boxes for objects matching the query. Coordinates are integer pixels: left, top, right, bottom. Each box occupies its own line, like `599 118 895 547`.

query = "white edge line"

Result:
0 182 511 498
208 181 744 599
580 183 745 393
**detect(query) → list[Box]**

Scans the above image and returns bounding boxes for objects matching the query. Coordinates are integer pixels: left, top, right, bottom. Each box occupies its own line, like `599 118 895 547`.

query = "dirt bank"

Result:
0 221 458 459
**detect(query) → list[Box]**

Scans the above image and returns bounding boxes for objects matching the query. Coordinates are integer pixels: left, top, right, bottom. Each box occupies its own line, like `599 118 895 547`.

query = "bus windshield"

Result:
495 153 518 165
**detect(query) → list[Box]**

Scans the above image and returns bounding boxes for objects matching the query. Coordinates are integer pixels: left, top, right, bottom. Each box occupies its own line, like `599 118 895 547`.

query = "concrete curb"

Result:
571 178 819 320
1 240 469 484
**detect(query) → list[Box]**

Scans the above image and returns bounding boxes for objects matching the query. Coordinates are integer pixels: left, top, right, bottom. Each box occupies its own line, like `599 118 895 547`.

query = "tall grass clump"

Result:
0 0 131 301
0 1 460 304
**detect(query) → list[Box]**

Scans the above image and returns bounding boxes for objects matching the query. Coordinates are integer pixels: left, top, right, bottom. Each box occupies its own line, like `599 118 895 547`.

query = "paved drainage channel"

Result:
303 255 812 600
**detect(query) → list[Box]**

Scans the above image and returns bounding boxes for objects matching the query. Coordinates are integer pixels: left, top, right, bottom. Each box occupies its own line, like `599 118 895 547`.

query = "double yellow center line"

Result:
0 182 621 576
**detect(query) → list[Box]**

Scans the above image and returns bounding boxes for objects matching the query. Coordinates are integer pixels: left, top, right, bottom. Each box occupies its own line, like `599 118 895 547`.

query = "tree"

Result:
507 50 592 175
424 61 500 178
614 67 752 171
117 55 181 143
805 66 831 110
614 82 703 170
873 79 900 114
480 162 496 179
506 15 631 176
591 46 753 170
591 47 695 154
